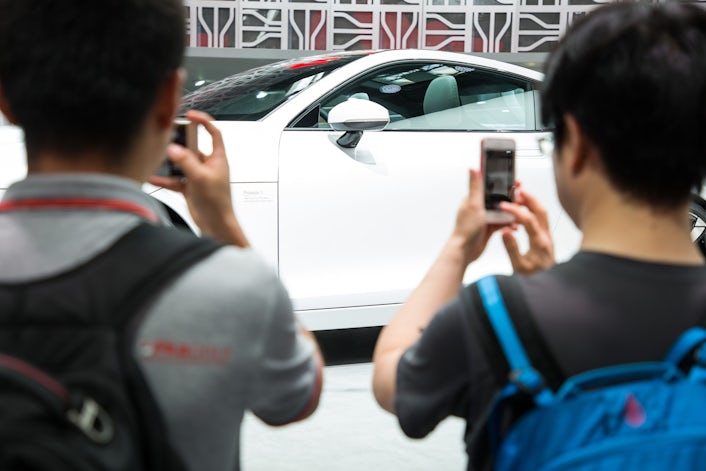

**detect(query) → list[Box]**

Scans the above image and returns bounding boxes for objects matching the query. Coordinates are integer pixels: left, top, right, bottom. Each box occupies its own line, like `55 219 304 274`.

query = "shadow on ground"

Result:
314 326 382 366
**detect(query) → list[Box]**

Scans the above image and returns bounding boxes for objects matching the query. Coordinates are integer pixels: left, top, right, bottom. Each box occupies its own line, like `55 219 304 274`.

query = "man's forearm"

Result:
372 169 494 413
372 234 470 412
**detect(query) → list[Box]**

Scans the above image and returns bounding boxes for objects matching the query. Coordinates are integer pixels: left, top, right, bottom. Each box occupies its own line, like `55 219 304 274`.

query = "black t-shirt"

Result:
395 252 706 470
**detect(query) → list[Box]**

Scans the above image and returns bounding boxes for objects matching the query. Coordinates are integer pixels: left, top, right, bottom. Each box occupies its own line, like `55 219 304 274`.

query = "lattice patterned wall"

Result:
184 0 705 54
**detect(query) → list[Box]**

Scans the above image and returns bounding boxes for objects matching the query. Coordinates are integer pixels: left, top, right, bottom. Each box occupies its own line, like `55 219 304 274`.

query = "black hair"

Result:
541 1 706 207
0 0 185 161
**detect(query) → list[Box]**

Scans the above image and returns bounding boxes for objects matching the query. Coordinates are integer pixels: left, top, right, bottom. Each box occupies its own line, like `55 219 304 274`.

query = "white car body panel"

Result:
0 126 26 190
215 121 279 183
230 182 279 270
146 181 279 271
147 121 281 269
278 128 577 319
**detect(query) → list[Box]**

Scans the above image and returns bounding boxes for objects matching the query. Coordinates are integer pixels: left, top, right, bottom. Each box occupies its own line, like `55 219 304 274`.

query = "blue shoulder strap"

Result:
477 275 553 405
478 275 556 459
665 327 706 364
664 327 706 382
478 275 535 372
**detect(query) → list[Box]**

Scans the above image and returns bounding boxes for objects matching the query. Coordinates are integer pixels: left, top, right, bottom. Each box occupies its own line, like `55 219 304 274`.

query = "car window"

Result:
292 62 539 131
180 52 370 121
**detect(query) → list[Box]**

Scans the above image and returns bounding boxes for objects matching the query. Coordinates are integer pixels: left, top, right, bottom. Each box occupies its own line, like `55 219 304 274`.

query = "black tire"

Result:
689 194 706 257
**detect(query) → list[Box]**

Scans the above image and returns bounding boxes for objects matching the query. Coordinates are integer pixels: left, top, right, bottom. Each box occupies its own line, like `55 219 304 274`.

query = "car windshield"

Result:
180 52 373 121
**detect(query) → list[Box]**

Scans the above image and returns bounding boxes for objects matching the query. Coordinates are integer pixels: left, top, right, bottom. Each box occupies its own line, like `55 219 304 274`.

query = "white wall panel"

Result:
184 0 704 54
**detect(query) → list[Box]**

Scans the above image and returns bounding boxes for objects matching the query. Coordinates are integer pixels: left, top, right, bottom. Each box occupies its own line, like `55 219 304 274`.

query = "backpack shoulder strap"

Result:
88 223 224 328
474 275 565 389
107 223 224 471
664 327 706 382
477 276 534 373
65 223 223 471
476 276 554 462
462 275 561 470
665 327 706 365
0 223 224 329
477 275 554 405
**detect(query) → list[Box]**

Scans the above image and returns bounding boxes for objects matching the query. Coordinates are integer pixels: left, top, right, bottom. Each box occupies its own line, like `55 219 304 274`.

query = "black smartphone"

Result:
481 137 516 224
156 118 198 177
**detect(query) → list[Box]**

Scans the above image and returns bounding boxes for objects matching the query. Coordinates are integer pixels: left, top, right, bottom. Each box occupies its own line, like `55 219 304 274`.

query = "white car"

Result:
1 49 702 330
175 49 580 330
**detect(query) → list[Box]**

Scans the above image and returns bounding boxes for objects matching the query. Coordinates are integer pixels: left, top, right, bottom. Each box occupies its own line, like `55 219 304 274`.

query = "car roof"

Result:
180 48 544 123
347 49 544 81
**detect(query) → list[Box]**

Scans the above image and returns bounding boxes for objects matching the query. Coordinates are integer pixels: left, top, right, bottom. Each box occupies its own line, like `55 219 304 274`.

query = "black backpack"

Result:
0 223 223 471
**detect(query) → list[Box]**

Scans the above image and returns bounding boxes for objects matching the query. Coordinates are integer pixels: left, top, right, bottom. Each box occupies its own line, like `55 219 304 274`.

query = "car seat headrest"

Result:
423 76 461 115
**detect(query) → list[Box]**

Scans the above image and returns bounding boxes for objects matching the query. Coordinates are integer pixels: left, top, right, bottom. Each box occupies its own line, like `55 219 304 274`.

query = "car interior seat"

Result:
349 92 370 101
423 76 461 115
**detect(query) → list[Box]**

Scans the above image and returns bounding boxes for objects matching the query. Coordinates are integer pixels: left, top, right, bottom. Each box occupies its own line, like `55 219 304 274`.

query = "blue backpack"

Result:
478 275 706 471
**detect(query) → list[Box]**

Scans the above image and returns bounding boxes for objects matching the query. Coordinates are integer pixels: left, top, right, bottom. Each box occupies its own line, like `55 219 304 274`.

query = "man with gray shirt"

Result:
0 1 323 470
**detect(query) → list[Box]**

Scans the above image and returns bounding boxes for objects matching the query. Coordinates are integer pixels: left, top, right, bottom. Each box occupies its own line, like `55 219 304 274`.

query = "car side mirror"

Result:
328 98 389 148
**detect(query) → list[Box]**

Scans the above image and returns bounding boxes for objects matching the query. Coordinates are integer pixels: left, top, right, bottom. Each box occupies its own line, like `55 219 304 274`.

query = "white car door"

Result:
0 125 28 199
278 61 579 329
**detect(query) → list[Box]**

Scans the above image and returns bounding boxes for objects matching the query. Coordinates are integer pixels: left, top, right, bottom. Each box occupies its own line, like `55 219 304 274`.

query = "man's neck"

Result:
27 151 141 182
579 193 703 265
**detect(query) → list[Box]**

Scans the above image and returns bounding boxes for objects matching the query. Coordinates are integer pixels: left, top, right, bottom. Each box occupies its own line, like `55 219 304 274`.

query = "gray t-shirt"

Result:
0 174 318 471
396 252 706 470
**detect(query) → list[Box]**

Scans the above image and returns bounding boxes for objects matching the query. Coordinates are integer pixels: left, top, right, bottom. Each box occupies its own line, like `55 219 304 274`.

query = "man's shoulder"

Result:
126 226 287 324
172 243 282 300
523 251 706 290
211 244 277 278
136 243 293 353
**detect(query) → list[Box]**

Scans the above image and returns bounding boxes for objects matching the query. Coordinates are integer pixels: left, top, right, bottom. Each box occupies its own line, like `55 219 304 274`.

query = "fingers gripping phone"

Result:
481 138 516 224
156 118 198 177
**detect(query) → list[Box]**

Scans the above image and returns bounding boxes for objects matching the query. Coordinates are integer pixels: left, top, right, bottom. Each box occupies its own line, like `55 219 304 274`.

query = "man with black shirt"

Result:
373 2 706 469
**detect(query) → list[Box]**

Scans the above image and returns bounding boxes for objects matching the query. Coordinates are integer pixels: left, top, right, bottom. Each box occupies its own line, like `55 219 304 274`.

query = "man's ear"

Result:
0 83 19 125
152 68 185 130
562 114 593 177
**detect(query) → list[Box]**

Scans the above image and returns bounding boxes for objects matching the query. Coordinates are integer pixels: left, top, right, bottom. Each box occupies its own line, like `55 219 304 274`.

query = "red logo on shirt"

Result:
139 340 232 365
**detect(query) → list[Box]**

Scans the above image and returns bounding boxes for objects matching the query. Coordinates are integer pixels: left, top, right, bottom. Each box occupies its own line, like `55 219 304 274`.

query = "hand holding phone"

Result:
148 110 250 247
481 138 516 224
156 118 199 177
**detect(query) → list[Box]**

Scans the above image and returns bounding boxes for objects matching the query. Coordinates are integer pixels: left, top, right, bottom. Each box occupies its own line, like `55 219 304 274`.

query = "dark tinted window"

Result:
180 52 371 121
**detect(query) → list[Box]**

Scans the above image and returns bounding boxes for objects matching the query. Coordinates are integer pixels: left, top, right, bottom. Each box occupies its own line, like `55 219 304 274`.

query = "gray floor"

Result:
241 362 466 470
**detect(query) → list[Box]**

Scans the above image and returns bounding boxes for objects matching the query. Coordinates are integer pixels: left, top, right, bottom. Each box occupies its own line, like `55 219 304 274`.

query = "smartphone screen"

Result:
482 139 515 210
